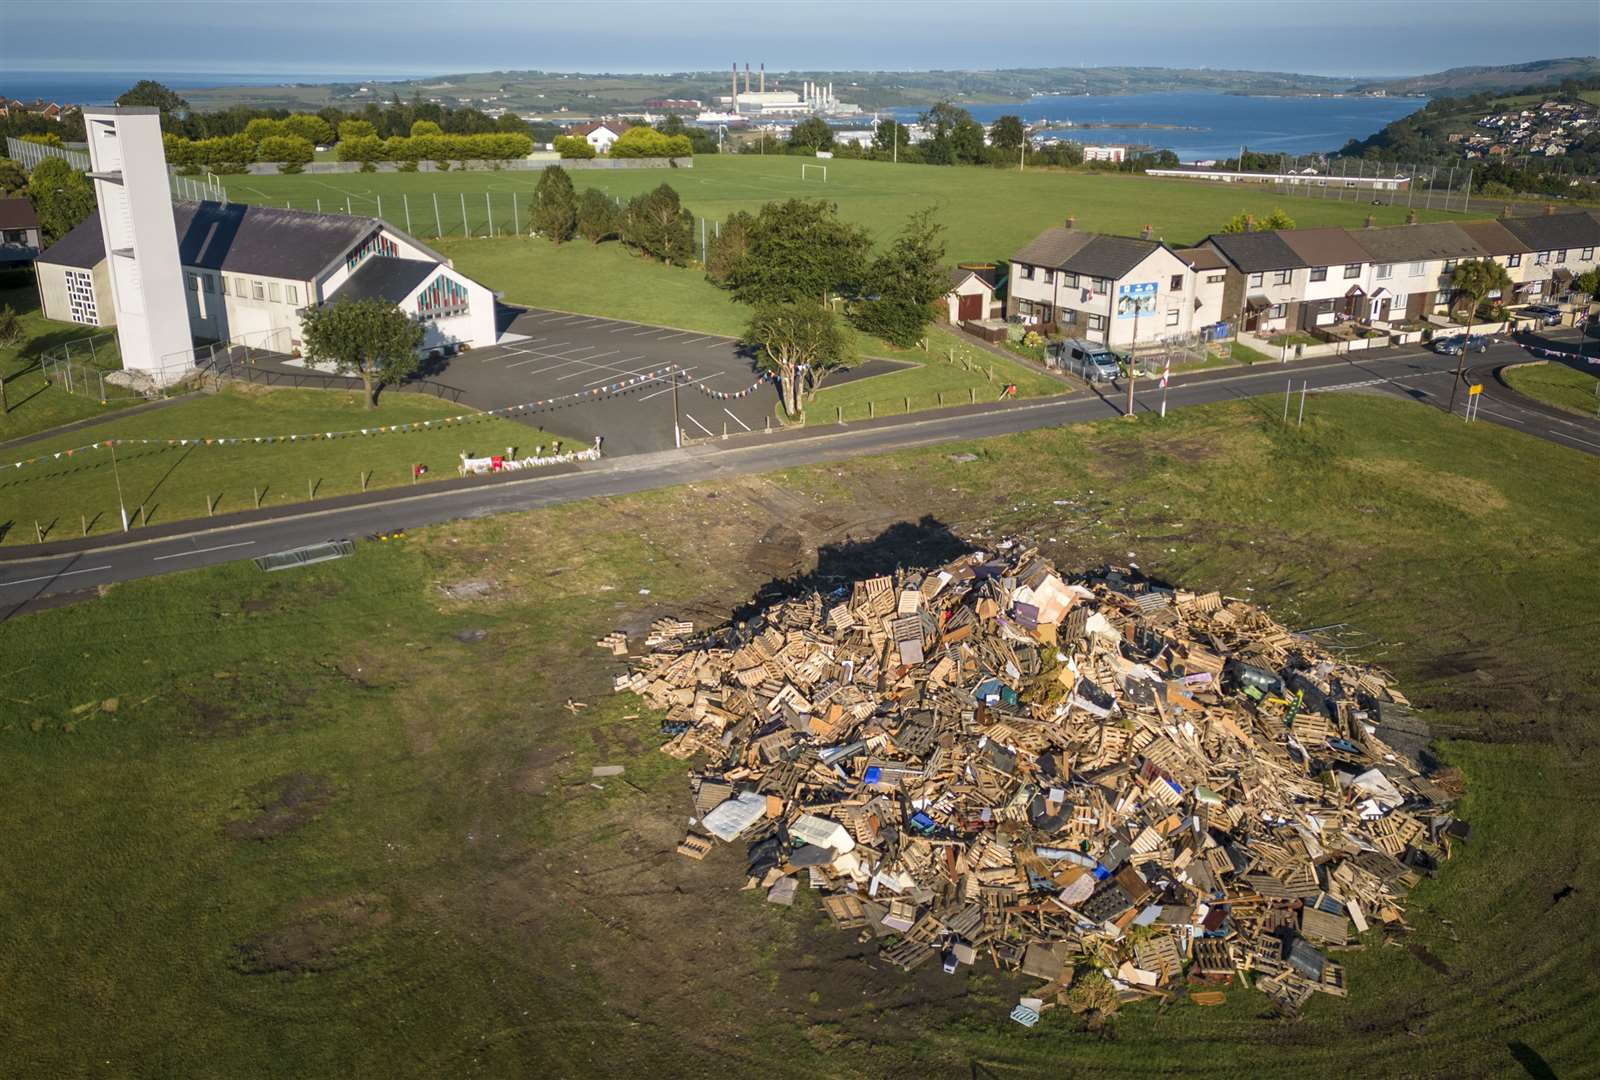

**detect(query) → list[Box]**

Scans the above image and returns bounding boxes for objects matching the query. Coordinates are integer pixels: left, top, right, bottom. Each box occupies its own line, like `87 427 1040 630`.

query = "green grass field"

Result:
1 392 1595 1078
0 272 134 444
223 155 1457 260
0 384 547 545
1503 360 1600 417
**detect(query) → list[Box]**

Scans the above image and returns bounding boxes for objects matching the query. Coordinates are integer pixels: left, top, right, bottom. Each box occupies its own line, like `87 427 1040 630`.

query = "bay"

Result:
888 91 1422 160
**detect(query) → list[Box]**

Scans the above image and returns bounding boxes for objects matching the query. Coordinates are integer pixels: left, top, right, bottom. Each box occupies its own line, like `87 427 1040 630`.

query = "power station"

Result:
718 62 860 117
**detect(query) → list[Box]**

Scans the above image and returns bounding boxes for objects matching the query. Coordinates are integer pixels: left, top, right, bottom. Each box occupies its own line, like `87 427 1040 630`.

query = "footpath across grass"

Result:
1503 359 1600 417
0 394 1595 1077
0 384 547 545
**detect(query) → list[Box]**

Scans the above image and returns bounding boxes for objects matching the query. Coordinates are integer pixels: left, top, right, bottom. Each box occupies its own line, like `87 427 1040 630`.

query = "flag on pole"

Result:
1159 359 1171 389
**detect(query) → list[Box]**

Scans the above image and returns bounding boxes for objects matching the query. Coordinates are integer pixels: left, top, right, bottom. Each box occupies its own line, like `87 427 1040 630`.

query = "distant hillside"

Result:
1356 57 1600 96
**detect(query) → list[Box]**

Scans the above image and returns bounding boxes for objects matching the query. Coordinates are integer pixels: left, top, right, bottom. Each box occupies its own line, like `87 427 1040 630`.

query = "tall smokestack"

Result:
760 63 765 94
744 63 751 95
732 63 738 108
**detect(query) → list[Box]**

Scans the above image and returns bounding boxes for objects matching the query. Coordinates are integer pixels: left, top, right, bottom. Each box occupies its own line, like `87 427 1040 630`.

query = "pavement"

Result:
1 327 1595 621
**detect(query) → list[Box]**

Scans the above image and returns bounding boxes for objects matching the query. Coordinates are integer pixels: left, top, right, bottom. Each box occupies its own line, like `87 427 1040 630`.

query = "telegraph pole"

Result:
1125 303 1141 418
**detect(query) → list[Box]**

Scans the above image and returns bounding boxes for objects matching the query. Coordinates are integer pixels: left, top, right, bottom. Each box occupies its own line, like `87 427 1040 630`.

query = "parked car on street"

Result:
1050 339 1123 382
1433 334 1490 356
1522 304 1563 326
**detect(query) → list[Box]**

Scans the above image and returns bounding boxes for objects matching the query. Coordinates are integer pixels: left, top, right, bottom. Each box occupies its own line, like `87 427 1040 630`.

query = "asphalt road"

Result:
3 331 1595 620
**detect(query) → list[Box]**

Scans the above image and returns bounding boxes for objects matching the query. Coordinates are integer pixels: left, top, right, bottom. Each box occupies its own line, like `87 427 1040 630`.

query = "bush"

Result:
554 135 596 160
576 188 619 244
397 159 419 172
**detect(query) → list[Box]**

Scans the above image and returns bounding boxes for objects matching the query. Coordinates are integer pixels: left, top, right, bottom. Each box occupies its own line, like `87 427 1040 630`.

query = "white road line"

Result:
1551 430 1600 450
152 540 256 562
0 564 112 589
1478 408 1523 424
683 412 715 437
723 408 752 432
609 324 639 333
541 314 585 325
656 331 689 341
632 327 669 336
705 340 732 350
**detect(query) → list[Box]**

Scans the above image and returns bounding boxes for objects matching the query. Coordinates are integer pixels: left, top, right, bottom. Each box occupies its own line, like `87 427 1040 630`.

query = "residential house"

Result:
1501 210 1600 301
1275 227 1386 327
1344 222 1488 321
1455 220 1535 305
568 121 630 154
0 197 43 267
34 201 497 355
1201 231 1309 335
945 264 1003 324
1009 225 1199 347
1174 246 1229 332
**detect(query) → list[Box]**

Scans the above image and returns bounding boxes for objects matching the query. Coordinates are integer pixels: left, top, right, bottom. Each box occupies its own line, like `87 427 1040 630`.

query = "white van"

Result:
1051 339 1123 382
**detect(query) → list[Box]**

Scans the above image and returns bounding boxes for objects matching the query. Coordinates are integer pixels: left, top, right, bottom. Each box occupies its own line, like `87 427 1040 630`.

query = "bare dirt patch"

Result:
224 772 337 841
1347 457 1510 516
232 893 391 975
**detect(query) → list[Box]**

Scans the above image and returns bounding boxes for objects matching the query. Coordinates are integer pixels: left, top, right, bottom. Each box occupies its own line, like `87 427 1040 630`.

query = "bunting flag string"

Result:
8 366 682 472
1525 344 1600 365
694 371 775 400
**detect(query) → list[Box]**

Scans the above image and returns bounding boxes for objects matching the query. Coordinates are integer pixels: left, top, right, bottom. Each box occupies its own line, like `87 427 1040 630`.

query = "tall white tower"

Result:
83 107 191 385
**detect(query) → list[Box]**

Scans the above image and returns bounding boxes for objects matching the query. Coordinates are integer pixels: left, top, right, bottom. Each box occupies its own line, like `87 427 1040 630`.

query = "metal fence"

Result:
5 136 90 172
35 332 145 402
199 344 467 403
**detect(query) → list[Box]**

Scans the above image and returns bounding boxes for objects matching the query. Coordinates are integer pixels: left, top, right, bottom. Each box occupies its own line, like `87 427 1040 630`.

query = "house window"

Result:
252 280 265 300
1310 267 1328 282
1583 248 1595 261
1205 273 1224 284
1410 261 1425 276
187 273 200 291
1165 308 1180 326
1269 303 1286 319
201 276 213 293
1062 272 1079 288
1169 274 1183 291
1273 269 1292 286
220 276 229 296
1343 264 1361 279
1375 263 1393 280
269 282 281 302
1555 250 1567 264
287 284 299 305
1442 259 1458 273
1086 314 1105 331
1249 272 1263 287
1020 264 1035 280
1059 308 1078 325
1041 269 1054 285
1535 252 1549 265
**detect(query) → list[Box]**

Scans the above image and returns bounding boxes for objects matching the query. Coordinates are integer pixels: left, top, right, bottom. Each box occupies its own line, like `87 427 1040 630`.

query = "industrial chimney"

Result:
760 63 765 94
744 63 751 95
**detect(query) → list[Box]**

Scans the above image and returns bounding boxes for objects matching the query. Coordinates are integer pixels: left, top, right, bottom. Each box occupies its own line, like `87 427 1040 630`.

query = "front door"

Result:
958 292 983 321
1370 297 1388 322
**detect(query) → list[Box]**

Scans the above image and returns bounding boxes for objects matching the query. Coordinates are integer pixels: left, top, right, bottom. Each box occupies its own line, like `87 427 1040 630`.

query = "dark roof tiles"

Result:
1013 228 1164 280
1205 231 1309 273
332 257 438 304
1501 210 1600 253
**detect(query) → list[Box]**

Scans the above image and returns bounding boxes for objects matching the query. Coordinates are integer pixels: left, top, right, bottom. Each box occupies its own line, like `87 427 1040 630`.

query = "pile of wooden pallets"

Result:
616 547 1464 1019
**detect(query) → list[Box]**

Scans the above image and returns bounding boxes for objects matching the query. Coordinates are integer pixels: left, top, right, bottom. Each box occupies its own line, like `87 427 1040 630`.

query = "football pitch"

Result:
220 155 1458 260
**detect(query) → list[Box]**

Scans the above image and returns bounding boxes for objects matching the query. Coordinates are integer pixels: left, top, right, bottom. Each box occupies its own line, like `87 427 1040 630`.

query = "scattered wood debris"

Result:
617 545 1464 1020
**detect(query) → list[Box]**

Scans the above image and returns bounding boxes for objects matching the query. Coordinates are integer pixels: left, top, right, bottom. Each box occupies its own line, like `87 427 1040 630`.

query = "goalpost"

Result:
800 163 827 182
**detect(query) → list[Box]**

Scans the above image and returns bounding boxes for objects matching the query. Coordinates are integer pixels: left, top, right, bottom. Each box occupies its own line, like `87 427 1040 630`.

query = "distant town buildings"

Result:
716 62 862 117
1083 145 1128 163
0 97 74 122
1458 99 1596 158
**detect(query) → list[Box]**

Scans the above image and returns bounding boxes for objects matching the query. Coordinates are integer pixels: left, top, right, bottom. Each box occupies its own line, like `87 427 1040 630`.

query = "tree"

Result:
1219 207 1296 233
283 113 334 146
0 157 25 196
299 299 423 409
1573 268 1600 298
531 165 577 243
704 209 755 287
729 199 870 306
338 119 376 142
620 184 693 264
553 134 596 159
1445 257 1513 412
921 102 983 165
576 188 619 244
851 207 947 347
0 305 20 346
989 115 1026 153
337 134 386 170
788 117 834 154
243 117 286 144
872 119 913 157
610 127 692 158
116 80 189 113
744 302 854 418
410 119 444 137
257 135 314 173
26 157 96 243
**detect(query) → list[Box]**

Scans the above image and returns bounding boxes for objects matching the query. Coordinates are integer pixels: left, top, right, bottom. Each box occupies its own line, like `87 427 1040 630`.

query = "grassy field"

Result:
1503 360 1600 417
223 155 1458 260
1 391 1595 1078
0 384 547 545
0 272 135 444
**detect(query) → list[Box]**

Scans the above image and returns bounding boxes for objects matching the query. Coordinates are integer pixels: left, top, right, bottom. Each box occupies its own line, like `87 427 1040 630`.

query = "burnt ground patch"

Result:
224 772 337 841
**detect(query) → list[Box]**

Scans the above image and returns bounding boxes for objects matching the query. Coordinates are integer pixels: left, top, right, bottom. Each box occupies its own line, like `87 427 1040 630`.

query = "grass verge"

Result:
1503 359 1600 417
0 272 135 444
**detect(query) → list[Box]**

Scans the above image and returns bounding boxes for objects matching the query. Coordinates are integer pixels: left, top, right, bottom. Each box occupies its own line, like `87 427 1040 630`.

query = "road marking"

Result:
723 408 752 432
1551 430 1600 450
682 412 715 437
656 331 689 341
0 564 112 589
705 340 732 350
609 324 640 334
152 540 256 561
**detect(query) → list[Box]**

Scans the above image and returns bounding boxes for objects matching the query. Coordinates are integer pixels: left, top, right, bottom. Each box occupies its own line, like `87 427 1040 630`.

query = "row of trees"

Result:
336 127 534 170
0 156 97 243
525 167 694 264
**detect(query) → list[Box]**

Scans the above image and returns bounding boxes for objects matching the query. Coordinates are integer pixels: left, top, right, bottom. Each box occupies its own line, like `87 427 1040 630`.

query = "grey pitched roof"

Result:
1501 210 1600 253
1013 228 1162 280
1456 220 1533 256
332 257 438 304
1346 222 1487 263
0 197 39 230
1205 231 1309 273
36 201 397 281
949 264 1000 290
1275 227 1370 268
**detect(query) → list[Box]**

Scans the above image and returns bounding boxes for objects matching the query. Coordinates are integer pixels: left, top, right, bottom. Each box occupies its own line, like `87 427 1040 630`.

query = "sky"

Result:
4 0 1597 80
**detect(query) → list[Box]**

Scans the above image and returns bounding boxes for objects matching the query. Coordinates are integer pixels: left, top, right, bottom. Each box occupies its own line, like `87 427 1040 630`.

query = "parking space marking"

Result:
705 340 732 350
723 408 752 432
682 412 715 437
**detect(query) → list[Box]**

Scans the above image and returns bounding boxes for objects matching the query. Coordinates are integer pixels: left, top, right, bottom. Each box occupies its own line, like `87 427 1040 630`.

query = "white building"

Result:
569 121 629 154
1083 146 1127 163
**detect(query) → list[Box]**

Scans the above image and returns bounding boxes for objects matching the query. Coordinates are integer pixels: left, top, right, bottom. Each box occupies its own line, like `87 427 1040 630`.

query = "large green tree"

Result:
1445 257 1513 412
989 115 1026 152
256 135 314 173
116 80 189 113
851 207 947 347
1219 207 1296 233
744 301 855 418
729 199 870 306
788 117 834 154
620 184 694 265
576 188 619 244
531 165 577 243
299 299 424 409
704 209 756 287
921 102 984 165
872 119 913 158
0 157 26 196
25 157 96 243
282 113 334 146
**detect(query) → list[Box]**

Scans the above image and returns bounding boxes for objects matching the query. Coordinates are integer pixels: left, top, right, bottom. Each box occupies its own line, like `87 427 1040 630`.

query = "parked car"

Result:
1522 304 1563 326
1051 339 1123 382
1432 334 1490 356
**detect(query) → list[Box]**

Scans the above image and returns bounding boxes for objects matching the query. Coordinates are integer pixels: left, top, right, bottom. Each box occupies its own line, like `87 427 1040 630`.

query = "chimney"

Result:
760 63 765 94
744 63 751 95
1365 214 1377 228
732 63 739 107
1140 223 1153 240
1066 214 1076 230
1406 209 1417 225
1244 213 1254 232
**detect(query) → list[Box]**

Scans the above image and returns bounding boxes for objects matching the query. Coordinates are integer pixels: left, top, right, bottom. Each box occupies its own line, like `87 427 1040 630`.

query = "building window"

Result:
1041 269 1054 285
1059 308 1078 325
1205 273 1224 284
1269 303 1286 319
1376 263 1393 280
1165 308 1180 326
1273 269 1291 286
1310 267 1328 282
1249 272 1263 287
1507 254 1521 267
1555 250 1567 264
187 273 200 291
1086 314 1105 331
1583 248 1595 261
269 282 281 302
1062 272 1078 288
346 232 398 272
1169 274 1183 291
1535 252 1549 266
287 284 299 305
252 280 265 300
1442 259 1458 273
65 268 97 325
201 276 213 293
1020 264 1035 280
416 274 470 321
220 276 229 296
1343 263 1361 279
